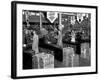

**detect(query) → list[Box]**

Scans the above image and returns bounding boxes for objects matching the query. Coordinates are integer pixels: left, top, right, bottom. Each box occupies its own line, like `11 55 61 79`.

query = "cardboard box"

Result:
81 43 90 60
32 53 54 69
63 47 79 67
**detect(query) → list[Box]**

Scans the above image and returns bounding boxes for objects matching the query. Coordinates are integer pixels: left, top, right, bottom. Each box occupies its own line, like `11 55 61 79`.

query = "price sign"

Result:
47 12 58 23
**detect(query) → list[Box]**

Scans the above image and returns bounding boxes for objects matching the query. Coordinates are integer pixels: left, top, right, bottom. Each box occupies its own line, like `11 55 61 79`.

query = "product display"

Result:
32 53 54 69
63 47 79 67
81 43 90 60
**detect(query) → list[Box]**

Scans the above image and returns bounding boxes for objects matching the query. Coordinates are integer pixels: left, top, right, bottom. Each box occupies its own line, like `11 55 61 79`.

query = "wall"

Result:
0 0 99 80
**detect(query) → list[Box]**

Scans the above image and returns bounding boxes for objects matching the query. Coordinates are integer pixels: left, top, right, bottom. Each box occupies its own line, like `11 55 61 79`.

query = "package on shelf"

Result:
81 43 91 60
32 52 54 69
63 47 79 67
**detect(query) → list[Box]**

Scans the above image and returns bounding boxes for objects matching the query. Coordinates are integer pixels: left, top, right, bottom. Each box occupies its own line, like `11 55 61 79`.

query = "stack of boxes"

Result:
63 47 79 67
81 43 91 61
32 53 54 69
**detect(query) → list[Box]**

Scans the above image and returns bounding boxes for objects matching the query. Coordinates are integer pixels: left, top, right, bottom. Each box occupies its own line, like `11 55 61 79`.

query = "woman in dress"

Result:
32 31 39 54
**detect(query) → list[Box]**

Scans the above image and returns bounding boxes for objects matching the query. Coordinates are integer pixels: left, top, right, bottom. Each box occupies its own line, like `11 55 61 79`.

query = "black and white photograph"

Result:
11 1 97 79
23 10 91 69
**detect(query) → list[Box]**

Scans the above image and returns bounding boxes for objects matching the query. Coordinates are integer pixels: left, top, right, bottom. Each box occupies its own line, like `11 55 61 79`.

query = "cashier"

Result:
57 25 64 47
57 30 62 47
32 31 39 54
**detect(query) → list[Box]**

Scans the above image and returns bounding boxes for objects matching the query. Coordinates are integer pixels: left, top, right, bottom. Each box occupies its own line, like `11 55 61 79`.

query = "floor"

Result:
54 56 90 68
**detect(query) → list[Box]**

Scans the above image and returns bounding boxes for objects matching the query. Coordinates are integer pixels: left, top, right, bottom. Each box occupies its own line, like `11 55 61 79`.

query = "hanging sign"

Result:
77 13 83 23
47 12 58 23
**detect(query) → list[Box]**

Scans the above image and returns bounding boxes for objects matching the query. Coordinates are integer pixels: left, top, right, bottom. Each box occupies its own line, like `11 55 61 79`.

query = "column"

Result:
40 12 42 30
